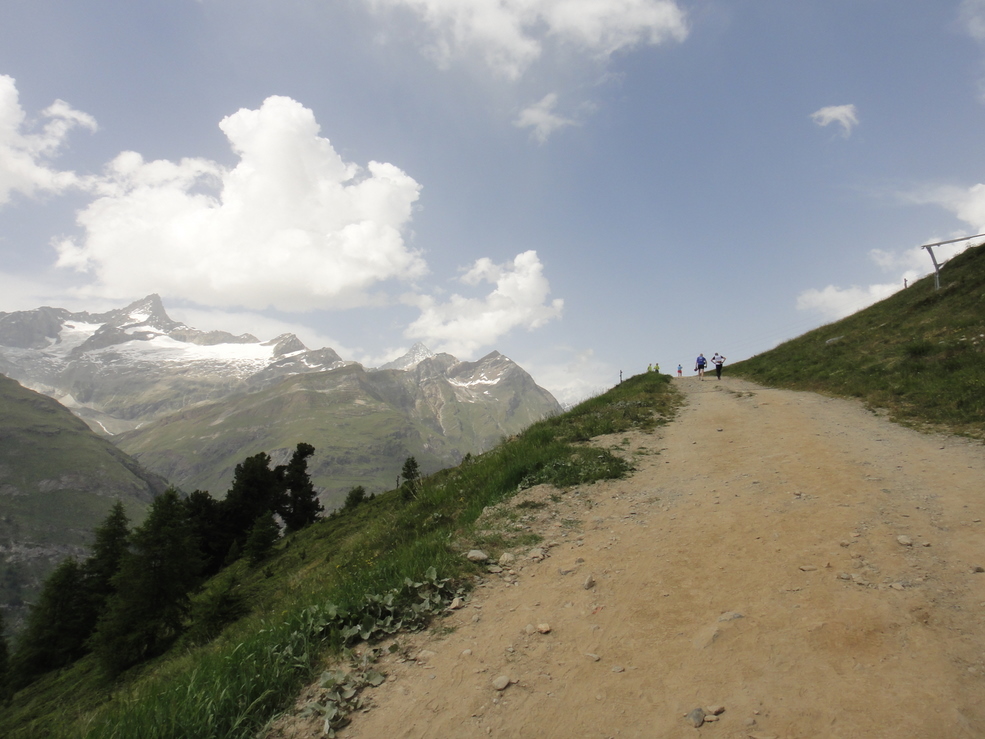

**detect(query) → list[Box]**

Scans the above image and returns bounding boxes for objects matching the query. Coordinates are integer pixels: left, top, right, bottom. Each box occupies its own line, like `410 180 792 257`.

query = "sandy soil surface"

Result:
277 376 985 738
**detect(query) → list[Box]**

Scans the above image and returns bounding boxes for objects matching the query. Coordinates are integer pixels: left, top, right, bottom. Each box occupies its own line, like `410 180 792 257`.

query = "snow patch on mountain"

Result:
105 333 278 365
378 343 435 371
126 309 152 325
448 374 501 388
51 322 103 355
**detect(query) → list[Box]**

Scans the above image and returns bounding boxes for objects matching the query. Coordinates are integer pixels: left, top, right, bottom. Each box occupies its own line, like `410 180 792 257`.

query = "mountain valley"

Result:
0 295 561 504
0 374 166 631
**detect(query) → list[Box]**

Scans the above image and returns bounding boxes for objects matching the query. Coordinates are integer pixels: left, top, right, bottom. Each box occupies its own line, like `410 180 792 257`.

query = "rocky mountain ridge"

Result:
0 296 562 506
0 295 349 434
113 347 560 503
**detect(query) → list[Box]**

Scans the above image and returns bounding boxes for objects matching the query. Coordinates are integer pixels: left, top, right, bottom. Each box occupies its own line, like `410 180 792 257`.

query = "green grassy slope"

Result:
0 375 165 632
729 242 985 438
0 371 678 739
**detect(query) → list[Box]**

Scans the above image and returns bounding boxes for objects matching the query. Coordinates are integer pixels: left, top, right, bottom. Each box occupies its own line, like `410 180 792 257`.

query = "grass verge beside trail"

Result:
729 243 985 439
3 371 678 739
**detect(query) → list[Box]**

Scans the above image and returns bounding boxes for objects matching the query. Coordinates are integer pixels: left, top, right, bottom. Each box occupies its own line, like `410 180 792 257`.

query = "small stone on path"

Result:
897 535 913 547
686 708 706 727
492 675 511 691
467 550 489 562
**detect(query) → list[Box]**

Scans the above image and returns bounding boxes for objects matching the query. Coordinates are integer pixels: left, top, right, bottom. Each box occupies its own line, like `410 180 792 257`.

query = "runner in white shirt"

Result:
711 352 726 380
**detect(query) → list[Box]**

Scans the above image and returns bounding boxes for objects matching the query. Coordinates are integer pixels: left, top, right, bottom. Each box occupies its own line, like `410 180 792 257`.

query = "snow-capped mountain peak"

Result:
0 295 346 433
0 296 559 440
378 343 435 371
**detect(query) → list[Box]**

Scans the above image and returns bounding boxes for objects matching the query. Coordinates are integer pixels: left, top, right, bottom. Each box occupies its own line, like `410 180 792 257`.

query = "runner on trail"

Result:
695 353 707 380
712 352 726 380
677 364 683 377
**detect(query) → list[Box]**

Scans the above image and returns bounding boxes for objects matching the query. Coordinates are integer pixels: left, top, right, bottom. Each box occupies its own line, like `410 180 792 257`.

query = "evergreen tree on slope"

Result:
10 558 90 687
184 489 226 576
279 442 323 532
91 489 202 677
81 501 130 634
221 452 285 550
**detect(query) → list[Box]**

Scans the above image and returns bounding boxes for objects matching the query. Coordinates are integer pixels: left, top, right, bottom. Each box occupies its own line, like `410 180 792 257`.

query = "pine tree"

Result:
10 558 91 687
400 456 421 501
222 452 286 548
279 443 323 532
90 489 202 677
243 511 280 566
81 501 130 634
184 489 226 576
343 485 367 510
401 456 420 483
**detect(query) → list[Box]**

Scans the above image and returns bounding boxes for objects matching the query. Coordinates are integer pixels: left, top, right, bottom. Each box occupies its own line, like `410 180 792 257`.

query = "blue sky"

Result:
3 0 985 404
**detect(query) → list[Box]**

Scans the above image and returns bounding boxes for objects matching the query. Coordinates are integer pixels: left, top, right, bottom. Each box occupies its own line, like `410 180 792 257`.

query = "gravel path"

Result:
279 376 985 738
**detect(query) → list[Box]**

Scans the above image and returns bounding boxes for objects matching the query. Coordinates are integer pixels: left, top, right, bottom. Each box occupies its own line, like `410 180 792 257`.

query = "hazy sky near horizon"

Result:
3 0 985 404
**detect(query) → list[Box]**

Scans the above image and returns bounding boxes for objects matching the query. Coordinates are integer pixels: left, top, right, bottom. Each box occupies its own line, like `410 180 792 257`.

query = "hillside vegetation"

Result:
0 375 164 632
0 371 678 739
729 242 985 438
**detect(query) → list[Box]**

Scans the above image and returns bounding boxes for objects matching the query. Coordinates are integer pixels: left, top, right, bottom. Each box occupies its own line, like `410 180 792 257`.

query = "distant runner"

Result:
695 353 707 380
677 364 683 377
712 352 726 380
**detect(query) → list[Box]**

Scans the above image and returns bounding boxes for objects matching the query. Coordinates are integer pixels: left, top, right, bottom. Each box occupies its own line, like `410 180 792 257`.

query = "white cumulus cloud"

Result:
795 178 985 321
404 249 564 357
908 182 985 233
55 95 427 312
523 346 614 408
796 282 900 321
961 0 985 42
515 93 576 142
0 74 97 205
365 0 688 79
811 104 858 137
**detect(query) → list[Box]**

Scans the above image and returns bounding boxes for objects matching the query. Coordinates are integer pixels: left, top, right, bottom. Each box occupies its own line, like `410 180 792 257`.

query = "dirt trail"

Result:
306 377 985 738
